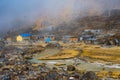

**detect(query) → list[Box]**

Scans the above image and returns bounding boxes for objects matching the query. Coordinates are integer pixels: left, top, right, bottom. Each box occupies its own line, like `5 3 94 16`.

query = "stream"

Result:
29 48 120 71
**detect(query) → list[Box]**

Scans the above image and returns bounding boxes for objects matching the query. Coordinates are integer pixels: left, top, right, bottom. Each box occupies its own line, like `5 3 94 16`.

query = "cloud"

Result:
0 0 120 32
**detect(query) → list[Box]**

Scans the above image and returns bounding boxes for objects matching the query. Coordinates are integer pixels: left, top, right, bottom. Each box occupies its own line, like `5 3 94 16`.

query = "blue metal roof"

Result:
45 37 51 43
20 33 32 37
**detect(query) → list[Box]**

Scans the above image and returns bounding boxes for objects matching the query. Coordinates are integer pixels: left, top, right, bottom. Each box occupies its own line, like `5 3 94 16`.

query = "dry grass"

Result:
38 49 80 60
81 46 120 63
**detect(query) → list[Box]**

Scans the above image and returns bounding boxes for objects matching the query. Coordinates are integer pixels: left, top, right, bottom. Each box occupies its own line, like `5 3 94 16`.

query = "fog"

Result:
0 0 120 32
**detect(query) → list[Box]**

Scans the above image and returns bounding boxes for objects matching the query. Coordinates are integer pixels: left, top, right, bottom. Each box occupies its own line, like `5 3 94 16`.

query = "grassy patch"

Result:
38 49 80 60
81 47 120 63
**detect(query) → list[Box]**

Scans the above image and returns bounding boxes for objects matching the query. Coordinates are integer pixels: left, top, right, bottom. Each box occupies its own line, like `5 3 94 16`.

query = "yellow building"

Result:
16 35 23 41
16 33 32 42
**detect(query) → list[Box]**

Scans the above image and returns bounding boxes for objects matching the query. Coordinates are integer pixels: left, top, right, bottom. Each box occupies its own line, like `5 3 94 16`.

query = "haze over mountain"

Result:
0 0 120 34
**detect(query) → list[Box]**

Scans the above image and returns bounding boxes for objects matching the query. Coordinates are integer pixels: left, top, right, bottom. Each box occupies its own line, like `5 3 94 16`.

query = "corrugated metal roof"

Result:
20 33 32 37
45 37 51 43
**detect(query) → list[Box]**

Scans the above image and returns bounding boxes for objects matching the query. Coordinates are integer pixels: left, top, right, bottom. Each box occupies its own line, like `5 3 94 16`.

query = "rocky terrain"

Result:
52 14 120 37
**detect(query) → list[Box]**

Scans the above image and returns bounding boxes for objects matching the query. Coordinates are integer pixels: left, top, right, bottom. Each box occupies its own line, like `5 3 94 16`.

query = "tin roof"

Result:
20 33 32 37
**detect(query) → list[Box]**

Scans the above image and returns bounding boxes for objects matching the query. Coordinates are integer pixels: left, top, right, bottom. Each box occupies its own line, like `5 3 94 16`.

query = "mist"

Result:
0 0 120 32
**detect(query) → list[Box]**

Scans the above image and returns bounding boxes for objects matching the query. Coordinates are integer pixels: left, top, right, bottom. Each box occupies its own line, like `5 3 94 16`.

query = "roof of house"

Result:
45 37 51 42
20 33 32 37
63 35 72 38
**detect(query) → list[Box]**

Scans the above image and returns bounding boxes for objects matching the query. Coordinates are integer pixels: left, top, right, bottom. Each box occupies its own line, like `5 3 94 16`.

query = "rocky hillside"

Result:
52 14 120 36
4 10 120 38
